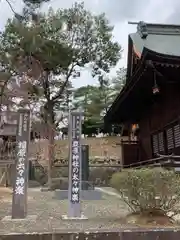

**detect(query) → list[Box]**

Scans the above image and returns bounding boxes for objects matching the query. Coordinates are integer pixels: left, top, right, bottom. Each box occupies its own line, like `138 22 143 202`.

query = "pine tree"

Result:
0 2 121 187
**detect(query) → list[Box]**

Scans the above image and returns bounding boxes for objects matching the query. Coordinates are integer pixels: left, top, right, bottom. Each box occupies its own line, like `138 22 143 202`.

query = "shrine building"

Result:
104 21 180 167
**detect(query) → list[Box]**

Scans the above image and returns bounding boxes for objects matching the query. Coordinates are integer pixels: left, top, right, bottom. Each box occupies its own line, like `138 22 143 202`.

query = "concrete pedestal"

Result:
54 189 103 200
61 214 88 220
2 215 37 222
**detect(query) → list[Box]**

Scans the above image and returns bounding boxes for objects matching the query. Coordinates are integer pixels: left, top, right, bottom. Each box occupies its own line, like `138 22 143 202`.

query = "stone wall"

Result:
29 136 129 166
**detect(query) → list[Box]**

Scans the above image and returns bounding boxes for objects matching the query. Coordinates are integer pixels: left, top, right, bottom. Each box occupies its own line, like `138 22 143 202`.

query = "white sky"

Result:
0 0 178 87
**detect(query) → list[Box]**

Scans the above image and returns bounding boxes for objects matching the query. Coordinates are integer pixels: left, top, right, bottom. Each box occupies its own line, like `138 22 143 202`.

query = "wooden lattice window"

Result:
174 124 180 148
152 134 158 154
166 127 174 150
152 131 165 155
158 132 164 152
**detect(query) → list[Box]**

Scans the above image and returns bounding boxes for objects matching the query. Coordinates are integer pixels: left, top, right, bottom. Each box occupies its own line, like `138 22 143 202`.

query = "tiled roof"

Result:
130 21 180 57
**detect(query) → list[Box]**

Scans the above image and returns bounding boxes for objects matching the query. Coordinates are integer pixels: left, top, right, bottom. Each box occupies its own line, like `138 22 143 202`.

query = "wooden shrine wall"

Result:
139 84 180 159
138 114 152 160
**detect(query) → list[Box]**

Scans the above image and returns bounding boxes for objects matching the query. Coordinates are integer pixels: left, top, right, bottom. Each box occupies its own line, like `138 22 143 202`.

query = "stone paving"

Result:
0 188 130 234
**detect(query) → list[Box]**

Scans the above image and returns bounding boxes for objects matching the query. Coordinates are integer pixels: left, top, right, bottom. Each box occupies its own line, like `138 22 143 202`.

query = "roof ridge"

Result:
137 21 180 39
145 22 180 28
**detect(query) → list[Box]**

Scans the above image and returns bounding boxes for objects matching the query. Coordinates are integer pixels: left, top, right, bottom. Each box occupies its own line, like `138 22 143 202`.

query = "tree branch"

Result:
42 71 51 100
51 63 76 102
51 17 81 102
5 0 16 14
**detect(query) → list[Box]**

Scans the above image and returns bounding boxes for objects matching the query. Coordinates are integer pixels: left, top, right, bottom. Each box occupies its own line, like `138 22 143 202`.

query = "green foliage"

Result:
111 67 126 97
23 0 50 4
111 168 180 215
73 85 101 119
73 68 126 134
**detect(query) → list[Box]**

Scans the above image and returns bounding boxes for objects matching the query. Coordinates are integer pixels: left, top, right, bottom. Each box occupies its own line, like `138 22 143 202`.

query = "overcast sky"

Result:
0 0 179 87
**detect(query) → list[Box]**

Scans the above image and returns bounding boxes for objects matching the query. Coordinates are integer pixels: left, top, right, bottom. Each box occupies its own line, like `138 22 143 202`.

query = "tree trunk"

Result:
47 102 55 189
47 126 54 189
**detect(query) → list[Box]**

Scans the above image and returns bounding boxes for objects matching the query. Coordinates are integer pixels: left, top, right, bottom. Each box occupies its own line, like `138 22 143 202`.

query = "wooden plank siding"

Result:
138 83 180 160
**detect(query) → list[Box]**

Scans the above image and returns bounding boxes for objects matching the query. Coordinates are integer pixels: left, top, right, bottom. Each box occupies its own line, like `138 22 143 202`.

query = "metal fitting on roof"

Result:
137 21 148 39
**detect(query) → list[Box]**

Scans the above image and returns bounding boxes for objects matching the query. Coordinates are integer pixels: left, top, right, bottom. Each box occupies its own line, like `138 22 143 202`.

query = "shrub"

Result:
34 167 48 185
51 167 69 178
89 167 118 186
110 168 180 216
48 177 68 190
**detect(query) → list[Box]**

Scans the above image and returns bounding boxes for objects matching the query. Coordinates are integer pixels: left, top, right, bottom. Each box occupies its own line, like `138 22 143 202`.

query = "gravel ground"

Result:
0 188 131 234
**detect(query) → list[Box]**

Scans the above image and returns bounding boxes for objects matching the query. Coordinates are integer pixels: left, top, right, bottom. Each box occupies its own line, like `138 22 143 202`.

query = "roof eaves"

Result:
104 50 148 123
